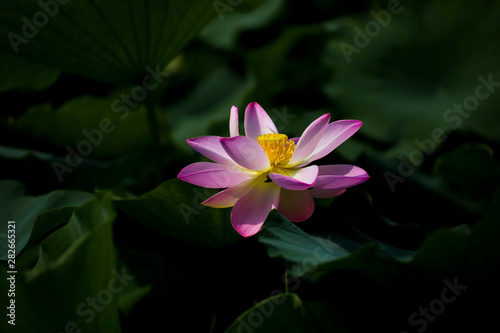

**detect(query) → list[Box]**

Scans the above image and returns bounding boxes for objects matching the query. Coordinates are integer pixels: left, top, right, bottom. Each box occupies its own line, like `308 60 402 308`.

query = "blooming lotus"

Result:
178 102 369 237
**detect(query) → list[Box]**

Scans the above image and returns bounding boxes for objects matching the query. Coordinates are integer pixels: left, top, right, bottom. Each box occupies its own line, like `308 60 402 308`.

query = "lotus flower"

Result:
178 102 369 237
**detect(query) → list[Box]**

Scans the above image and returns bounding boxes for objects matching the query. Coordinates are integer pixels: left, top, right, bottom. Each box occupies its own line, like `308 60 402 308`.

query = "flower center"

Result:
257 133 295 167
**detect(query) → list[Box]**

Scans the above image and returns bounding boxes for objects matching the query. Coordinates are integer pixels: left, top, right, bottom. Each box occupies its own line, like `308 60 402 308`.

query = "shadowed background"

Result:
1 0 499 332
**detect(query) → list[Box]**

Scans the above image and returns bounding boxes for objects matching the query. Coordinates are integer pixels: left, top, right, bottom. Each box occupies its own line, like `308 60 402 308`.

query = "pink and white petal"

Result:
187 136 235 166
303 120 363 164
202 179 254 208
220 136 270 172
278 189 314 222
244 102 278 141
230 105 240 137
313 165 369 190
177 162 255 188
309 188 346 198
269 165 318 191
287 114 330 167
231 178 280 237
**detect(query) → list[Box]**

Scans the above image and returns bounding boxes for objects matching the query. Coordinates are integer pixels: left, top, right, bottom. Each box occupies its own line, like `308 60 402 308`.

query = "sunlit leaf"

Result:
259 210 413 277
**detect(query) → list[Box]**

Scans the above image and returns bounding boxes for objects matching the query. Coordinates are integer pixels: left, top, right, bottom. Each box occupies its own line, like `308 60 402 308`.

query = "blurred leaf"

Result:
225 293 342 333
325 0 500 146
247 25 326 104
408 224 470 276
0 0 217 84
0 53 59 92
0 191 122 333
115 178 240 249
0 142 157 195
277 109 324 139
466 186 500 281
118 283 152 317
200 0 282 49
433 143 499 198
259 211 413 277
0 180 93 260
0 143 55 160
14 95 155 157
168 66 253 150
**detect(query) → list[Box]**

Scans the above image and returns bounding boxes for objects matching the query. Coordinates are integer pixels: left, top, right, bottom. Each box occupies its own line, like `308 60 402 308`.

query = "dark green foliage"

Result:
1 0 499 332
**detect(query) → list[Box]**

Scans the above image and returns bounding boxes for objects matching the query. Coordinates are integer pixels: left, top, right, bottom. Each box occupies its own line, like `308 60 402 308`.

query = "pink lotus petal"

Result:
244 102 278 141
309 188 346 198
202 179 254 208
278 189 314 222
230 106 240 137
231 177 280 237
269 165 319 190
177 162 254 188
313 165 369 190
187 136 235 166
303 120 362 164
220 136 270 172
287 114 330 167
